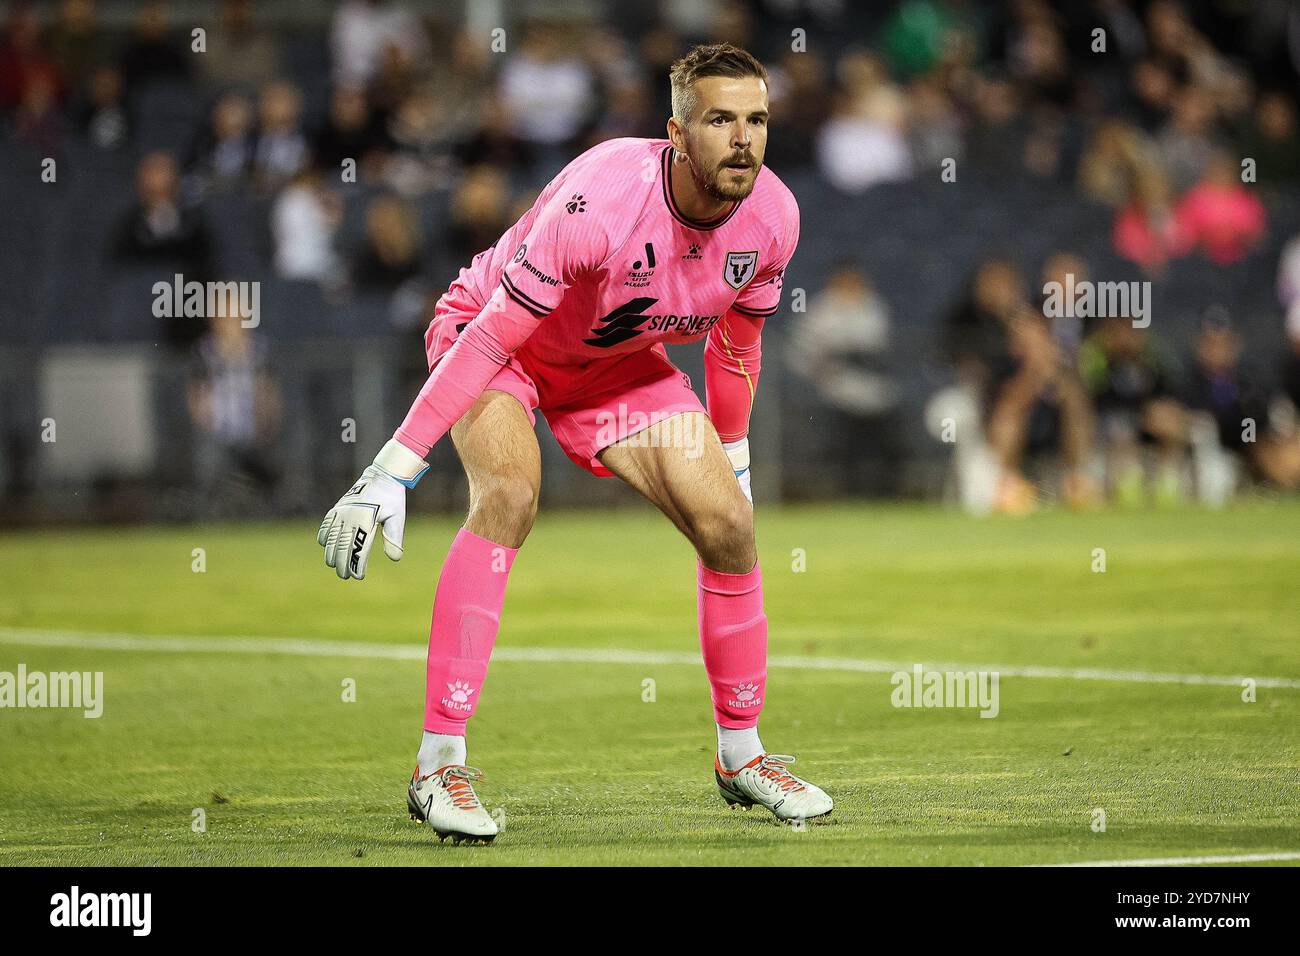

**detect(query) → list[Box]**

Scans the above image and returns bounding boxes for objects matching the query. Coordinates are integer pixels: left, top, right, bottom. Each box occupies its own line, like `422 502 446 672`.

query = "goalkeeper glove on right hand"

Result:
317 438 429 581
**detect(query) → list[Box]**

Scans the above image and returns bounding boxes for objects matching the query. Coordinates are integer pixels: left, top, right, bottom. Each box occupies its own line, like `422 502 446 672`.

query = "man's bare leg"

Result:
597 412 754 572
598 413 833 822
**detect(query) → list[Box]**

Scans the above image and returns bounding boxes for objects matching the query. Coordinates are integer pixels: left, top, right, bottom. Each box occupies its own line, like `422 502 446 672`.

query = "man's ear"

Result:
666 116 685 152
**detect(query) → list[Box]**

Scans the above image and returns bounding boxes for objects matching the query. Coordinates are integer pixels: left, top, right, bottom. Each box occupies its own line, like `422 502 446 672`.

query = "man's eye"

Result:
711 116 727 125
750 117 766 125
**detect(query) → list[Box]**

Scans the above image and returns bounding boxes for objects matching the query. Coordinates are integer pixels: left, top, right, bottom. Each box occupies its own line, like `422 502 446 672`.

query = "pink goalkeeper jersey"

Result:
397 137 800 457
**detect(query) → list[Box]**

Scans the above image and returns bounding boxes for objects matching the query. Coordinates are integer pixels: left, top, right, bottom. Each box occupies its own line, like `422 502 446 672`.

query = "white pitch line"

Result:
0 627 1296 689
1033 851 1300 867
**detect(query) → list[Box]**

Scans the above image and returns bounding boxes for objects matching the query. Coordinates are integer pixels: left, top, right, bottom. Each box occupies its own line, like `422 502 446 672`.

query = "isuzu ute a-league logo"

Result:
724 250 758 289
50 886 151 936
625 242 657 288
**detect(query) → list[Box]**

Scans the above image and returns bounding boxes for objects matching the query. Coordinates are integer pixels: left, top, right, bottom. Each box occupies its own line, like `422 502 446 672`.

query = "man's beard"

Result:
685 147 760 202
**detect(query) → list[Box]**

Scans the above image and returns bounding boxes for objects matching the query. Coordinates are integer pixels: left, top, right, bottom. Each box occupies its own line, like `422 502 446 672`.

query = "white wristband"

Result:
722 438 750 473
374 438 430 487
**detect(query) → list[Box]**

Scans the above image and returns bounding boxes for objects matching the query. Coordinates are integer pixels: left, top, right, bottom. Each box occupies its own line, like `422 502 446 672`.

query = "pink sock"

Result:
698 561 768 728
424 528 517 734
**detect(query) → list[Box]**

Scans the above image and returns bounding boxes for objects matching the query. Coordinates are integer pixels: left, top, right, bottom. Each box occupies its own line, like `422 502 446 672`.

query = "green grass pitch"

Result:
1 502 1296 866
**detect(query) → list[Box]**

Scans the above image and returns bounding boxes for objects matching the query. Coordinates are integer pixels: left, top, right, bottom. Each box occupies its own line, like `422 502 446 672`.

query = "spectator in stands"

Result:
1078 119 1157 207
1174 149 1266 265
946 258 1096 512
331 0 426 91
384 86 457 196
118 1 189 94
0 2 63 114
1113 163 1188 273
964 72 1027 175
906 72 962 173
944 256 1025 390
786 263 899 494
80 64 128 150
880 0 977 79
1183 315 1300 490
252 80 309 191
498 23 596 168
313 85 391 180
351 194 428 329
763 50 831 172
1079 314 1187 506
272 167 342 287
442 164 510 273
453 92 533 173
186 91 254 192
352 194 423 291
113 151 212 275
816 50 912 193
46 0 105 94
1004 2 1075 111
13 58 63 156
196 0 282 93
368 40 419 122
1241 91 1300 187
187 300 281 517
1127 56 1178 132
1037 251 1090 359
1155 83 1216 192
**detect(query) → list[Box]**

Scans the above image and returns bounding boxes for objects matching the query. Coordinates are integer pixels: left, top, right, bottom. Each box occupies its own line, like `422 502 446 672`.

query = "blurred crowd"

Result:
3 0 1300 512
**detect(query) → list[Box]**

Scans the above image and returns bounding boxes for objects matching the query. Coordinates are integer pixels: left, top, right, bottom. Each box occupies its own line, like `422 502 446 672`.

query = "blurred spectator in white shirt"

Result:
331 0 426 90
272 169 342 285
498 24 595 151
788 264 896 417
816 51 912 193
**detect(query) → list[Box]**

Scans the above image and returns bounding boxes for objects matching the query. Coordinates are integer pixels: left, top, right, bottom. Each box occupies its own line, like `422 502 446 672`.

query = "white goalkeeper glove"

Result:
317 439 429 581
723 437 752 505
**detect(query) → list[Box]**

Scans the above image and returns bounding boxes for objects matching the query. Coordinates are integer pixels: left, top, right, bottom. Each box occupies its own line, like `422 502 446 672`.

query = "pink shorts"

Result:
426 291 705 478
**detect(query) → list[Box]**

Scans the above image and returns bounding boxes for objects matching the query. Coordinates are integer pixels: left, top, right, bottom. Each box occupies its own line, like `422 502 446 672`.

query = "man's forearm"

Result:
704 310 765 442
395 286 544 457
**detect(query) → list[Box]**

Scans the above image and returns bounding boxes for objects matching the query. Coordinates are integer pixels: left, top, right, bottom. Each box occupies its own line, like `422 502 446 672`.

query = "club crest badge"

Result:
724 251 758 290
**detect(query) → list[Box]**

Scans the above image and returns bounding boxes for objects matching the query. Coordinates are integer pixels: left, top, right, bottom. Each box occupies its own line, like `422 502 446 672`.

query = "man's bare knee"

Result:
686 499 755 572
467 473 538 548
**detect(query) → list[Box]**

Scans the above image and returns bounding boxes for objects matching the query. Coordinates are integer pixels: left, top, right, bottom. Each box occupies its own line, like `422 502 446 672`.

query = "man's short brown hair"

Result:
669 43 769 123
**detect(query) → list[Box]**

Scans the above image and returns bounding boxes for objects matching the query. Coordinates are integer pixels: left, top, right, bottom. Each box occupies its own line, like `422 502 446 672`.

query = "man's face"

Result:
676 75 769 202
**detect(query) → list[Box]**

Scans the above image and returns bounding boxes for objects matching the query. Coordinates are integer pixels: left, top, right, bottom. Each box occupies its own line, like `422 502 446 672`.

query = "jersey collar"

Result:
660 145 743 231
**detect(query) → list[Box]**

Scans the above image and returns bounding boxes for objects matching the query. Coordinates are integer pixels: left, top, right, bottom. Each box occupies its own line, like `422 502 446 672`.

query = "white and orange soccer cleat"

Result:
407 765 498 844
715 753 834 824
